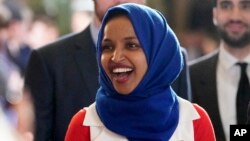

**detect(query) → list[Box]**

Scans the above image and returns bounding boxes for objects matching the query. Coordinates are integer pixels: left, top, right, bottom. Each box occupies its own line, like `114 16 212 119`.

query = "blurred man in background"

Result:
190 0 250 140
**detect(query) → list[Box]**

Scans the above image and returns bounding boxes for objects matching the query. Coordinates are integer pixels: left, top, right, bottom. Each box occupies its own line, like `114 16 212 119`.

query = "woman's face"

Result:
101 15 148 95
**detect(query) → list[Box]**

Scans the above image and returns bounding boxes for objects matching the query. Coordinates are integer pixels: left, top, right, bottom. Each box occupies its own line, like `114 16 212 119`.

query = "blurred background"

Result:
0 0 218 140
28 0 219 59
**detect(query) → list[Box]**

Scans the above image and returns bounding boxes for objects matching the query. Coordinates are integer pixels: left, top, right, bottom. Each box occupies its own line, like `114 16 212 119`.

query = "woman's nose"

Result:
111 48 125 62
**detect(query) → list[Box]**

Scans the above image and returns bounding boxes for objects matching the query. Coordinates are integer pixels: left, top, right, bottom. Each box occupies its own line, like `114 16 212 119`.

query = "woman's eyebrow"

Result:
124 36 137 40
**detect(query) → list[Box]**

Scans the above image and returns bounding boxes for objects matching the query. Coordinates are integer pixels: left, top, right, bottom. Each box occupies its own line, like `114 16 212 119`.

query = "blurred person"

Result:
0 105 22 141
189 0 250 140
65 3 215 141
0 2 10 46
27 15 59 49
0 107 30 141
25 0 191 141
70 0 94 32
14 88 34 141
0 3 11 101
0 88 34 141
0 5 34 141
0 2 21 113
0 2 30 129
2 0 33 75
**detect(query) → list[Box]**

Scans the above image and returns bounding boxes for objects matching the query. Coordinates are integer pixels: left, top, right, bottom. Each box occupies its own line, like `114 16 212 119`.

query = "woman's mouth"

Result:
111 67 133 83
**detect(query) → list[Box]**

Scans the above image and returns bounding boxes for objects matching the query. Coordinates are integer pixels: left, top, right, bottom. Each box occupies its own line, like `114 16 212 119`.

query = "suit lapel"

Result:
72 26 99 96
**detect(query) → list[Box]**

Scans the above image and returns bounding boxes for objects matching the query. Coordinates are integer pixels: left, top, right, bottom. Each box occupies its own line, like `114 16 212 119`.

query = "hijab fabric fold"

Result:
95 3 183 141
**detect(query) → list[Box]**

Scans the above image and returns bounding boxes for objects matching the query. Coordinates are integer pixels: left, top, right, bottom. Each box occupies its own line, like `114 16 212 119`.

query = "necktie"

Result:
236 63 250 124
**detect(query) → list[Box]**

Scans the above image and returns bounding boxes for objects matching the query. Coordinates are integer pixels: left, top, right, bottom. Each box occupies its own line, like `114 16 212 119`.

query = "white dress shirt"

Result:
90 21 99 47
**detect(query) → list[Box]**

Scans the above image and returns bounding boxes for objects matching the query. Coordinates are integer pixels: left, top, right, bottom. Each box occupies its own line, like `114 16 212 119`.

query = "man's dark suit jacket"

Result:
25 25 191 141
247 102 250 124
189 50 226 141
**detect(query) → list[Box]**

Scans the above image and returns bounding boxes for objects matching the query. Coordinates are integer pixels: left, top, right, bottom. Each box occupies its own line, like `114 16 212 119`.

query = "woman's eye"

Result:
126 42 140 50
128 43 136 48
102 44 113 52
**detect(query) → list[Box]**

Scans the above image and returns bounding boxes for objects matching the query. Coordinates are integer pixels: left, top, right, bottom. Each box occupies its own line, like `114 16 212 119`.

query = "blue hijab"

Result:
95 3 183 141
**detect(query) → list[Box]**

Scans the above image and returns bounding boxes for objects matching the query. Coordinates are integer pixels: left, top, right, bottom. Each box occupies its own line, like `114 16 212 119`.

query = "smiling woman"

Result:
101 15 147 95
65 3 216 141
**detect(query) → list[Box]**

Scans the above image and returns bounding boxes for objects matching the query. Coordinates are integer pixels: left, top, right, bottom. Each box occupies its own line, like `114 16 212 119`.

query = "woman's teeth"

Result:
113 68 132 73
